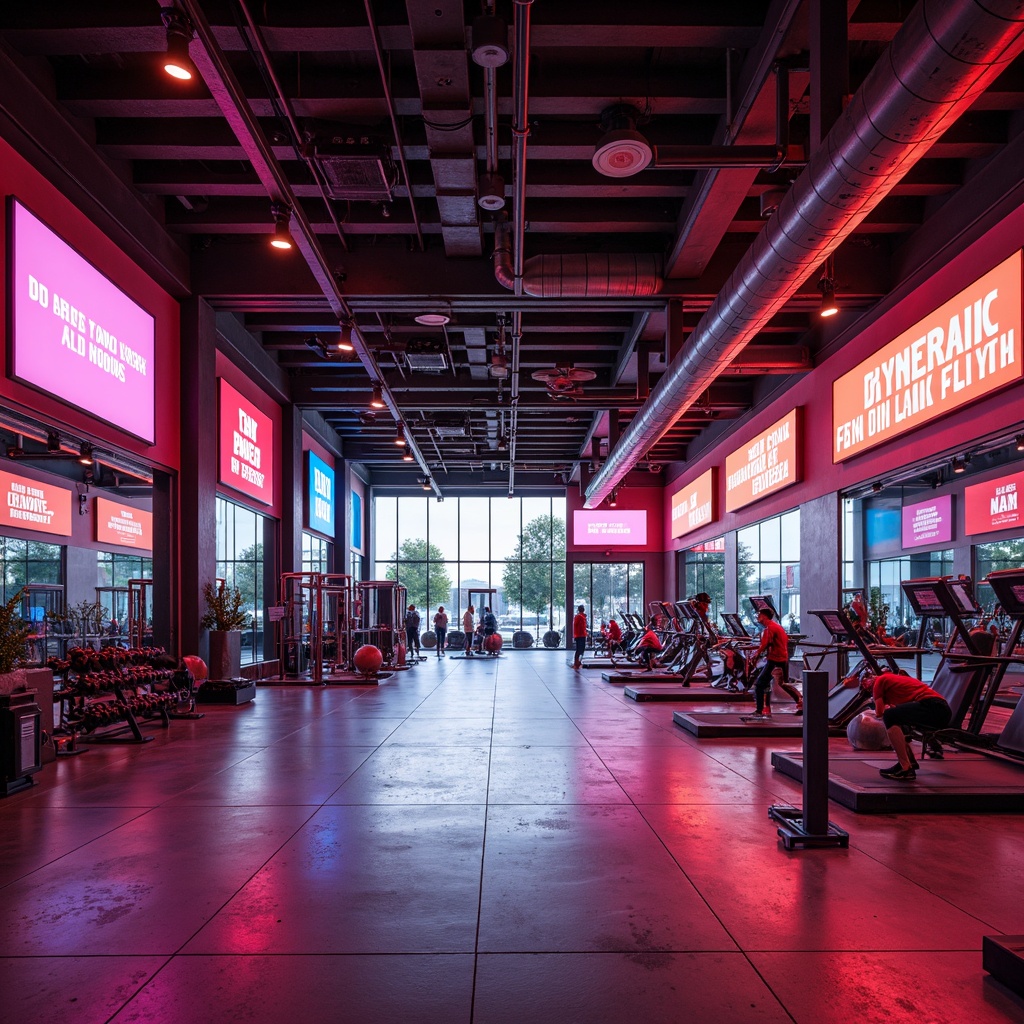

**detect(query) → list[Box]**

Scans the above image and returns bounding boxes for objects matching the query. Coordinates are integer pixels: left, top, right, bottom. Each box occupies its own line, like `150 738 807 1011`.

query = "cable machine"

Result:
353 580 407 666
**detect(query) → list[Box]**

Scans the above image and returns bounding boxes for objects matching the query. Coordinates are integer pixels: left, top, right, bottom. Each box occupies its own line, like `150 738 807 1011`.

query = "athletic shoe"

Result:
879 764 916 780
740 711 771 722
908 752 920 770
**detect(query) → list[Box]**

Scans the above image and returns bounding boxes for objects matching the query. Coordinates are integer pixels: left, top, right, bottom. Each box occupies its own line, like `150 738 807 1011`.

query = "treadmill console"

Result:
984 567 1024 616
901 579 949 616
748 594 778 617
721 613 748 637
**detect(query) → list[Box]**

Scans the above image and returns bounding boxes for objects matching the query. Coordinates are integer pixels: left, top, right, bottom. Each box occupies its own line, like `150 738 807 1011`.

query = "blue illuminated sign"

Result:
306 451 335 535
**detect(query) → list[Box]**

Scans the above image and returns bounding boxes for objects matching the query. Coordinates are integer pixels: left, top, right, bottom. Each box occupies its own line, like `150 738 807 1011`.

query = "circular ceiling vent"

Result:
592 128 652 177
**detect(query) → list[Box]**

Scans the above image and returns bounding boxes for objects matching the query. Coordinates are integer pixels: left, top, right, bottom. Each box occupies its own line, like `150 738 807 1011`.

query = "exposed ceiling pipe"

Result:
363 0 425 250
586 0 1024 507
506 0 533 497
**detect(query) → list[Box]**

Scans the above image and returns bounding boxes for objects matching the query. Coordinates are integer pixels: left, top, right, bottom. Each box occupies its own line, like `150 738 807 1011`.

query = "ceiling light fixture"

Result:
336 322 355 352
421 476 432 491
393 423 406 446
478 172 506 211
871 481 883 493
46 431 61 453
78 442 95 466
818 255 839 318
951 455 966 474
414 311 450 326
609 490 618 508
369 384 385 410
269 202 293 250
160 6 194 81
593 104 652 178
1016 434 1024 452
470 13 510 67
402 445 414 462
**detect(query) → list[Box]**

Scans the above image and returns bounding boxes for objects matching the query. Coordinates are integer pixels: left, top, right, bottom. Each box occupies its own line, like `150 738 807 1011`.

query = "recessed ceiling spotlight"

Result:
370 384 385 409
402 445 414 462
269 202 293 250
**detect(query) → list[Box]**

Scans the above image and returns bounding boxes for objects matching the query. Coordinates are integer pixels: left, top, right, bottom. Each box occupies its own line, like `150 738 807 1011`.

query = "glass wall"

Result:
736 508 800 631
975 539 1024 614
215 497 269 663
572 562 644 636
683 537 725 623
0 537 63 602
373 495 566 639
302 532 329 574
866 551 953 634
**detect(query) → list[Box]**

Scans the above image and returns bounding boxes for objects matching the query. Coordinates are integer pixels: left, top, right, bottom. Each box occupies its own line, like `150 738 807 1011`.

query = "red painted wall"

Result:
664 202 1024 553
0 137 181 471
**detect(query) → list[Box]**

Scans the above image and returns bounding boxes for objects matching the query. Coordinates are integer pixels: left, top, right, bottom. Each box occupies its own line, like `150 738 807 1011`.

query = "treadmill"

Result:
623 600 755 703
671 596 810 737
601 602 691 684
772 575 1023 813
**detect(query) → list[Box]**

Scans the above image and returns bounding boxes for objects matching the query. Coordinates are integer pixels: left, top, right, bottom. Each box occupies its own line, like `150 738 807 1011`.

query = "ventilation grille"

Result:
309 140 397 201
406 337 447 372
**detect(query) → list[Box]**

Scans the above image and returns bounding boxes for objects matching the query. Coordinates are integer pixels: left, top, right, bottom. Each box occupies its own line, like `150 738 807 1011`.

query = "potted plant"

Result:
200 581 250 681
0 589 33 695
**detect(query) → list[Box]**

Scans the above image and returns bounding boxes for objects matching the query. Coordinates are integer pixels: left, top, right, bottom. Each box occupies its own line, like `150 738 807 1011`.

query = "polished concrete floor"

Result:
2 653 1024 1023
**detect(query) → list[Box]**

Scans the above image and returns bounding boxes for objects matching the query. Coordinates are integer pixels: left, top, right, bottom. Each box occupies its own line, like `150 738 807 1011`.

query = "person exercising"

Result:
404 604 421 657
433 606 448 658
636 617 663 671
746 607 802 717
843 669 951 780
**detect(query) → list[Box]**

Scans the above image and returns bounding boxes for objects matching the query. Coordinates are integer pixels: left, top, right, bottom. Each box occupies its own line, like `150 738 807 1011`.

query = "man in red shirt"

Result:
605 617 623 655
636 617 663 671
745 607 802 718
572 604 588 669
844 670 951 780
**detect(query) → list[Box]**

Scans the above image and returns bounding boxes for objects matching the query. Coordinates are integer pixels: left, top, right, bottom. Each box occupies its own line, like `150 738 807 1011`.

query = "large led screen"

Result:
833 251 1022 462
7 198 156 443
901 495 953 549
965 469 1024 535
0 469 72 536
306 450 335 535
95 496 153 550
219 379 274 506
573 509 647 545
725 408 800 512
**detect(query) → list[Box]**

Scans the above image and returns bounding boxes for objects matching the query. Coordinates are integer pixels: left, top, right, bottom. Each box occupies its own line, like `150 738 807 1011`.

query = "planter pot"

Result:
208 629 242 681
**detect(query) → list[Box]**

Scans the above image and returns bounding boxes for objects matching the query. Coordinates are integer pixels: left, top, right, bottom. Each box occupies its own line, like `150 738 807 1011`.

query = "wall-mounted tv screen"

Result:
572 509 647 545
7 198 156 443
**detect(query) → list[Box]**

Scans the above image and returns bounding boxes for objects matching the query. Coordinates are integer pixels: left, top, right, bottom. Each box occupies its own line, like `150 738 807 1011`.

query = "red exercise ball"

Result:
353 644 384 676
182 655 208 682
483 633 503 653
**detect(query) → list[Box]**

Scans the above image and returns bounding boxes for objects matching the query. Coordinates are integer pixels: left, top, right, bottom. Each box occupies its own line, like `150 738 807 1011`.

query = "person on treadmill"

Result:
637 617 663 671
692 592 719 678
604 617 624 655
843 669 951 780
746 607 803 717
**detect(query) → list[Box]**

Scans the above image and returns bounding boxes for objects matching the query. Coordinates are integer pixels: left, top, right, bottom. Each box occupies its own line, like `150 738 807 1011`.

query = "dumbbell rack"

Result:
50 647 178 746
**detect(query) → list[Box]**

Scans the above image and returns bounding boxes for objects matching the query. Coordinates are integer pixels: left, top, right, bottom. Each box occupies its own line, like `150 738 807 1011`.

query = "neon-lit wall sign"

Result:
834 251 1022 462
725 408 800 513
573 509 647 545
670 468 716 539
218 379 274 505
95 496 153 550
0 469 72 536
7 198 156 443
901 495 953 549
306 451 335 536
965 469 1024 535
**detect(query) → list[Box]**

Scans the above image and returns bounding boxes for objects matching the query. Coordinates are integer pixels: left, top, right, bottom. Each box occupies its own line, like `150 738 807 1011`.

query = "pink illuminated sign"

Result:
573 510 647 545
901 495 953 549
218 379 274 505
8 199 156 443
965 469 1024 535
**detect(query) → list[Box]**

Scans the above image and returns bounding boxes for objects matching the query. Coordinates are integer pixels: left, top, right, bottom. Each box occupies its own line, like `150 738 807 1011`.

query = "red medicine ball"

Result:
483 633 503 653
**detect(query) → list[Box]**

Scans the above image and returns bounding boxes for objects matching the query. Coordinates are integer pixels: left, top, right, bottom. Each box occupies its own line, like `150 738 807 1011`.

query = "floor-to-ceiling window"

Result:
736 509 800 631
0 537 62 603
572 562 644 636
682 537 725 623
374 495 566 640
215 497 270 663
302 532 329 575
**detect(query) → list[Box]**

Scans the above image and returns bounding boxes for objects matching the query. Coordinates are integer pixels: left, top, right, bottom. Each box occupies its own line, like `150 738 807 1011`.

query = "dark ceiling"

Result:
2 1 1023 497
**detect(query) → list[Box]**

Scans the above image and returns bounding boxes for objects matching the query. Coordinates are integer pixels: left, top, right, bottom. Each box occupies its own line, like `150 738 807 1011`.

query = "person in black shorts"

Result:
844 670 951 780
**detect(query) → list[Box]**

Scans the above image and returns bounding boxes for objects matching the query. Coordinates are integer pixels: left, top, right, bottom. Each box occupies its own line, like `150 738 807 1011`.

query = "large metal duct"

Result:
585 0 1024 507
493 225 663 296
